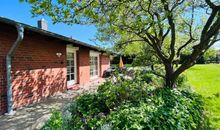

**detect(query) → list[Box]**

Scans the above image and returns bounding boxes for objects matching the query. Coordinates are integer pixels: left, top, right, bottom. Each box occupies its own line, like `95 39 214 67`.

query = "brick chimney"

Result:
37 18 48 30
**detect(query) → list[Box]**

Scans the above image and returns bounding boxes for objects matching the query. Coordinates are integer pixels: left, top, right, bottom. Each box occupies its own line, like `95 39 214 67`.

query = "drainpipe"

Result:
6 24 24 115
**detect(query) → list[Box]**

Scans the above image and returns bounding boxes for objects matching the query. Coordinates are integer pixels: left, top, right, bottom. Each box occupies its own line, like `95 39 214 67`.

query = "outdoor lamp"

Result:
56 52 62 58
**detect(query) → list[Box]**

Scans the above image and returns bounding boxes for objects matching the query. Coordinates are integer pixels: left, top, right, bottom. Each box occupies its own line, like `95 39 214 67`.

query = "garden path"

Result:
0 78 104 130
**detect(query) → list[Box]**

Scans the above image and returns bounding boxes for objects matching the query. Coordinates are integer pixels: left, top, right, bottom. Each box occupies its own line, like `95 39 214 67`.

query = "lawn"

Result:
111 64 132 68
187 64 220 129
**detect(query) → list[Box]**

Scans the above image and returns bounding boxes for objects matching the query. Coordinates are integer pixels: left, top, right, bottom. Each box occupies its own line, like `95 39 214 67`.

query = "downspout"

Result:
6 24 24 115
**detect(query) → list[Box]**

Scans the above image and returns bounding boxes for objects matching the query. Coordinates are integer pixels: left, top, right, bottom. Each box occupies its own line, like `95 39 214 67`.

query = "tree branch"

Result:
118 39 145 47
171 0 185 12
205 0 220 9
162 28 170 42
161 0 176 61
177 1 196 57
201 9 218 40
176 38 195 57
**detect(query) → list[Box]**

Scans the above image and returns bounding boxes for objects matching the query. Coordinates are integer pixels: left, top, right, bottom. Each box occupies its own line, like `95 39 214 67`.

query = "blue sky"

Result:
0 0 219 49
0 0 98 46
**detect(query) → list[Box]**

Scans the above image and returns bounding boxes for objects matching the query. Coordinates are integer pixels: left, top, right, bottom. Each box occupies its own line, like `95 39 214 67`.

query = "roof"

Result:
0 17 106 52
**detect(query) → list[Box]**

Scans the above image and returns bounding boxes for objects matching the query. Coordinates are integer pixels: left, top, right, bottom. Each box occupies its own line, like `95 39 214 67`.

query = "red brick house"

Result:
0 17 111 115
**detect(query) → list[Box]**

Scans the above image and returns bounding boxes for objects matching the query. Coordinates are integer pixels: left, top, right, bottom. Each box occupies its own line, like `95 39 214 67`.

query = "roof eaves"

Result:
0 17 105 52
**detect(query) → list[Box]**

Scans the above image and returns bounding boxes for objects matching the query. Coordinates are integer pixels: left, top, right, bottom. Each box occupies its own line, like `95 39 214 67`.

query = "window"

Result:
90 56 99 78
67 52 75 81
66 44 78 86
90 51 100 79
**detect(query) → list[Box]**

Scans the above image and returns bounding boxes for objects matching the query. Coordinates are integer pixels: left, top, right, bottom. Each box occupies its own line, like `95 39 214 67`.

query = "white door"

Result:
67 52 76 86
90 56 99 79
90 51 100 79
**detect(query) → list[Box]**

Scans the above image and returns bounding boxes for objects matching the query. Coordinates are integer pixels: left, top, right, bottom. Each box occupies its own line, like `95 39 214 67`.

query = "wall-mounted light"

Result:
56 52 62 58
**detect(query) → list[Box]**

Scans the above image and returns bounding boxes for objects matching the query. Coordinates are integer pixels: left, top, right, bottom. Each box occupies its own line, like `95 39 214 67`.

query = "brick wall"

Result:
0 23 111 115
0 24 67 113
100 54 110 77
77 50 110 85
77 47 90 85
0 25 15 114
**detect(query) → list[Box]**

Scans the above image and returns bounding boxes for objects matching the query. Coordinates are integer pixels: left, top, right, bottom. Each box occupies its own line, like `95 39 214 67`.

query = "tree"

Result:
114 40 159 68
121 43 159 69
21 0 220 88
204 48 217 62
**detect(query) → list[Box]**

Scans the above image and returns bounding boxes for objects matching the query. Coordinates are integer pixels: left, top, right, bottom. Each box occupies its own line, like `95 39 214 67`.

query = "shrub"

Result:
43 70 208 130
41 111 63 130
66 94 109 129
64 88 206 130
101 88 205 130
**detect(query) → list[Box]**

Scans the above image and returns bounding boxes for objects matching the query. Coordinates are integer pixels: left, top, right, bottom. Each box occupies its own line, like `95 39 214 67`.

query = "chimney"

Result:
37 18 48 30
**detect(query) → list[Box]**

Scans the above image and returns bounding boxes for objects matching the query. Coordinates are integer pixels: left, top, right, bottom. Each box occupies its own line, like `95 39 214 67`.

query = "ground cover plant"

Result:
187 64 220 128
42 70 209 130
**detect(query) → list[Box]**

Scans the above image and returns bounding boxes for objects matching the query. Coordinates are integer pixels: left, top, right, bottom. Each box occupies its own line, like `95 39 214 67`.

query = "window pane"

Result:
95 64 98 70
67 74 70 81
67 60 70 66
67 52 73 59
71 74 74 80
71 67 74 73
70 60 74 66
67 67 71 73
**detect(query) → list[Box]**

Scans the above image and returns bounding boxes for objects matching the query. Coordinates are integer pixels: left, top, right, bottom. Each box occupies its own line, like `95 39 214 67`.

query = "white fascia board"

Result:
67 44 79 52
90 50 101 56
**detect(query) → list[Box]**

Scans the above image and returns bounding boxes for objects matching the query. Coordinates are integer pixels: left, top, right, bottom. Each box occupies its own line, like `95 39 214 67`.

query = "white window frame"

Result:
66 44 78 86
90 50 100 79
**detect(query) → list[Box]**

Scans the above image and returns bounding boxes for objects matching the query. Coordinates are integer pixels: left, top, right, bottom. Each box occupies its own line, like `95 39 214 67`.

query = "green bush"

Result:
65 88 206 130
68 93 110 129
43 71 208 130
101 88 205 130
41 111 63 130
175 73 191 90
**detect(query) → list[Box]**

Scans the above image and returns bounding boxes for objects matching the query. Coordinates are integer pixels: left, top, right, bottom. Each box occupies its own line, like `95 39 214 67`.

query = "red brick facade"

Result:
100 54 110 77
78 47 90 85
0 23 110 114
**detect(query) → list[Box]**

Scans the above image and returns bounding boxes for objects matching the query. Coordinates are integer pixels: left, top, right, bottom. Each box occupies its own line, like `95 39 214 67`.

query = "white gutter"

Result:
6 24 24 115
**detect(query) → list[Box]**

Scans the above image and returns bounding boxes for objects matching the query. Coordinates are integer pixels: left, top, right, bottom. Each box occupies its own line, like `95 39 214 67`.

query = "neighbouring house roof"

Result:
0 16 107 52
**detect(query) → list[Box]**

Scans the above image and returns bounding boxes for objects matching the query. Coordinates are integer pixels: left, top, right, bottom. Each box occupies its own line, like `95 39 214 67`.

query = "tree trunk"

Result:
164 62 176 88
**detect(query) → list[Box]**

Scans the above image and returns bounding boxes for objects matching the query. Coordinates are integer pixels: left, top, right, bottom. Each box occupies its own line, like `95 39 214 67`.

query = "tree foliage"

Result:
21 0 220 87
204 48 217 61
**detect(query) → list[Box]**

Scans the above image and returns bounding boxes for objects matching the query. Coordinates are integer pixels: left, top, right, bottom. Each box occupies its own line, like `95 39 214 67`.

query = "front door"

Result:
67 52 76 86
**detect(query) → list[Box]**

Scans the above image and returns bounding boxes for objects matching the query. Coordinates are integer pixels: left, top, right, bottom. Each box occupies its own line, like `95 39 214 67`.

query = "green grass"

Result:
111 64 132 68
187 64 220 129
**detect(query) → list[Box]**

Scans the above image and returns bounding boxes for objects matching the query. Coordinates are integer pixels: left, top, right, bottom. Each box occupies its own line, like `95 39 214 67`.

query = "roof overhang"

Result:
0 17 109 53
